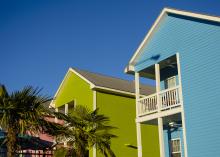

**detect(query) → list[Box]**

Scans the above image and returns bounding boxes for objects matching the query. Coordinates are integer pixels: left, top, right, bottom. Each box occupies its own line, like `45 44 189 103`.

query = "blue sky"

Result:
1 0 220 96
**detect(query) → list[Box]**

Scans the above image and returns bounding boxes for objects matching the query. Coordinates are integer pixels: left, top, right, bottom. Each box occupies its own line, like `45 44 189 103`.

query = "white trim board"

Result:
50 69 72 108
50 68 95 108
136 107 182 123
125 7 220 73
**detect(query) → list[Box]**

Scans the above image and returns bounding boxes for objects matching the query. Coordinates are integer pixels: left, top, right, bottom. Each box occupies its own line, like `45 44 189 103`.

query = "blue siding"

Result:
135 14 220 156
164 127 184 157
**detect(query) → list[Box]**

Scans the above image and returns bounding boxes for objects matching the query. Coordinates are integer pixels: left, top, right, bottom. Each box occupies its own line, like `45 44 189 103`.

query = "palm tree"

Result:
55 105 117 157
0 85 65 157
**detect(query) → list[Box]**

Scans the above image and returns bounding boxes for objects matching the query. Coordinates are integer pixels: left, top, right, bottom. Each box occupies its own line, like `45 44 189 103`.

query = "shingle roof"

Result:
72 68 155 96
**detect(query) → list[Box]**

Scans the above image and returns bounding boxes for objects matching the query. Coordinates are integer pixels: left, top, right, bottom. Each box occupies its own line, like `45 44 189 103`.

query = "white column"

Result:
54 108 58 144
176 53 188 157
155 64 165 157
155 64 161 111
64 104 68 147
93 91 97 157
65 103 68 115
158 117 165 157
135 72 140 116
135 72 142 157
55 108 58 123
136 123 142 157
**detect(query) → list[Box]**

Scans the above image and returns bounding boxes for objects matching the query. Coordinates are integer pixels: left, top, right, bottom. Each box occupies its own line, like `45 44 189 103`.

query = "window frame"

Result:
170 138 182 157
165 76 176 89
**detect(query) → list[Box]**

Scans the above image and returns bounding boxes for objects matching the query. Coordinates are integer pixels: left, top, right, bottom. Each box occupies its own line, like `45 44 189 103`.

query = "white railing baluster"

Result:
137 86 181 116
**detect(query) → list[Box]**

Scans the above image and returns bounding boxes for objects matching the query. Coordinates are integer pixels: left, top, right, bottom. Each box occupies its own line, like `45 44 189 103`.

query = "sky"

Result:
1 0 220 96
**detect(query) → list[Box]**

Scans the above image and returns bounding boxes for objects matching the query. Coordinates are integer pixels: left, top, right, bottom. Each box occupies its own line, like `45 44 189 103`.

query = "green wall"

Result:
141 124 160 157
54 71 93 110
96 91 160 157
54 70 159 157
54 71 94 156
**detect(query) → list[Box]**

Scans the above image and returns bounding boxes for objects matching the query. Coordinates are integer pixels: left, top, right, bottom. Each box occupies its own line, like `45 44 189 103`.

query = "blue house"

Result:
125 8 220 157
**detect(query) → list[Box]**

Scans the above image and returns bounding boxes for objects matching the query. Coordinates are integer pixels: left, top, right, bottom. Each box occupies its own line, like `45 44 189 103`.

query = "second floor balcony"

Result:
138 85 182 117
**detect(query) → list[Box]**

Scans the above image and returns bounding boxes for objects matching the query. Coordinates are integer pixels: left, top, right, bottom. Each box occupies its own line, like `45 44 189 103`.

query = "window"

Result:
170 138 181 157
165 76 176 89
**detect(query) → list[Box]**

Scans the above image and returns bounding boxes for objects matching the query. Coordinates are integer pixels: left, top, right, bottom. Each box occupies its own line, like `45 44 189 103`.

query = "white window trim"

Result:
170 138 182 157
165 76 176 89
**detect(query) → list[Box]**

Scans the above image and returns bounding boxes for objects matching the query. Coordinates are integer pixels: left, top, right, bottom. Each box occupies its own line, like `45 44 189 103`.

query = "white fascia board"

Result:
50 68 96 108
127 7 220 68
91 85 150 97
91 85 136 97
69 68 95 87
165 8 220 23
128 8 167 65
50 69 72 108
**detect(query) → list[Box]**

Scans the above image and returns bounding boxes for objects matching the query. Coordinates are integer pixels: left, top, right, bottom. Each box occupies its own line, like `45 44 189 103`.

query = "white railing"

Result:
138 93 158 116
159 86 181 110
137 86 181 116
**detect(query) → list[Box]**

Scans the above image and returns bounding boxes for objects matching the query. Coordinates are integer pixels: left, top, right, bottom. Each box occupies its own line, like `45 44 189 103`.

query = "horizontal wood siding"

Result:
135 14 220 156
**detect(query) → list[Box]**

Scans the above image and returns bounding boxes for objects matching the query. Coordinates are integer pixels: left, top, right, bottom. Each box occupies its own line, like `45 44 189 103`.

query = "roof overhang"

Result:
125 7 220 74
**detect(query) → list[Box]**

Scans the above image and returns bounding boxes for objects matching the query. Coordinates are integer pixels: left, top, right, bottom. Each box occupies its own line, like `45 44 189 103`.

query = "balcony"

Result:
138 86 182 117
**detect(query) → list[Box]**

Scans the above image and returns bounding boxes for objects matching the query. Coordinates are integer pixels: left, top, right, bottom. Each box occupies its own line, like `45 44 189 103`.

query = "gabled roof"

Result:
125 7 220 73
71 68 155 95
50 68 155 107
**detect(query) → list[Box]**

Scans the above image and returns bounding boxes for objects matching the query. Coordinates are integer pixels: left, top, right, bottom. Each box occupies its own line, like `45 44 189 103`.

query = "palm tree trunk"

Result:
6 125 17 157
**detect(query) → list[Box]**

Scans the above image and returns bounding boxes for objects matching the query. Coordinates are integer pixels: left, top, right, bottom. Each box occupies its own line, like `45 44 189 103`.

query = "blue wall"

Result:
135 13 220 156
164 127 184 157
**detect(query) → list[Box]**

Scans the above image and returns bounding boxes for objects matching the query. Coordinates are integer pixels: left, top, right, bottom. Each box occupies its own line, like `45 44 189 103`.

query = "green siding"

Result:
54 71 93 110
141 124 160 157
96 91 159 157
54 70 159 157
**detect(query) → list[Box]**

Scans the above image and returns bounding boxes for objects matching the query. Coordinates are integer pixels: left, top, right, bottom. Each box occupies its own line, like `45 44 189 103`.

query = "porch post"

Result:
64 104 68 147
155 64 161 110
158 117 165 157
176 53 188 157
55 108 58 123
65 103 68 115
135 72 142 157
155 64 165 157
93 91 97 157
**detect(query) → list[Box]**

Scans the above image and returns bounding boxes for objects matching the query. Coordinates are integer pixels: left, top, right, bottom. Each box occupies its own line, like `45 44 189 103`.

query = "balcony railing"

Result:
138 86 181 116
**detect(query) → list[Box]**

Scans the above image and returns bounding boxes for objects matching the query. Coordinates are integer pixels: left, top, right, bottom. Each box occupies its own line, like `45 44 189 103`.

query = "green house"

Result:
50 68 159 157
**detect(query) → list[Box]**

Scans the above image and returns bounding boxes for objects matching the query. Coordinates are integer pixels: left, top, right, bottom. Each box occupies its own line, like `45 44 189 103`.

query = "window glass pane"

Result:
165 76 176 89
171 139 181 157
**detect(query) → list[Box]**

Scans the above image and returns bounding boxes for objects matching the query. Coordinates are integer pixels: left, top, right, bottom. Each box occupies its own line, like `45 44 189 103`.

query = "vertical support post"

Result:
135 72 142 157
65 104 68 115
135 72 140 116
155 64 161 111
64 104 68 147
54 108 58 145
55 108 58 123
176 53 188 157
136 122 142 157
93 91 97 157
158 117 165 157
155 63 165 157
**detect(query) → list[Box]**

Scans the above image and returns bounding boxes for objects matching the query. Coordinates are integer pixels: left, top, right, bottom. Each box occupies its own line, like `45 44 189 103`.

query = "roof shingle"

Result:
72 68 155 96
